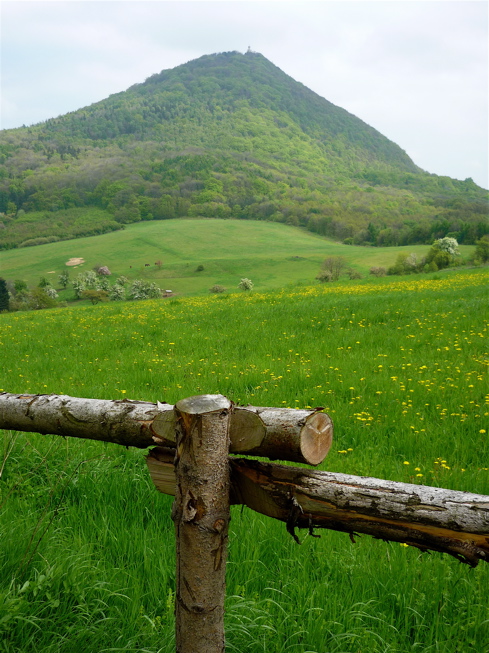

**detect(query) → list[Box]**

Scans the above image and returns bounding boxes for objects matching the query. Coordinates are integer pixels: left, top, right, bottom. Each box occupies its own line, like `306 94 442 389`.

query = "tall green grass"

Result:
1 268 488 652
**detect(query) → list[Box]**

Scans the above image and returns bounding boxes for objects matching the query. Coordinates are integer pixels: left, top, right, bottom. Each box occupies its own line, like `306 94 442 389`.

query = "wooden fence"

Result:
1 391 488 653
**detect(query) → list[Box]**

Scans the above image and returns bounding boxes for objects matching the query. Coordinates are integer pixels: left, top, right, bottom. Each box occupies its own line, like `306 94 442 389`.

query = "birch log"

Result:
172 395 231 653
0 393 332 465
146 449 489 567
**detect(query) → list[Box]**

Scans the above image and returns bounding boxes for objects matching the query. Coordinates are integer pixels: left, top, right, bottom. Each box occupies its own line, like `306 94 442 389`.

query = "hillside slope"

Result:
0 51 487 250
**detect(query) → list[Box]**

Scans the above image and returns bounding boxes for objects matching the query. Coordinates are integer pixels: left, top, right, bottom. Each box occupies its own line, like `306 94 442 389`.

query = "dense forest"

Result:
0 51 487 250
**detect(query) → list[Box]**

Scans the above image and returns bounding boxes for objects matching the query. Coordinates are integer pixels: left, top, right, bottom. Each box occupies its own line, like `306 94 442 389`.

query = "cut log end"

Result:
300 412 333 466
175 394 231 415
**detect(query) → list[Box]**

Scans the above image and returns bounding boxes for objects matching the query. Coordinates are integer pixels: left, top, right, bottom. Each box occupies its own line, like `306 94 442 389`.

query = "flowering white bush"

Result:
44 287 58 299
433 237 460 256
238 278 254 291
128 280 162 300
109 284 126 301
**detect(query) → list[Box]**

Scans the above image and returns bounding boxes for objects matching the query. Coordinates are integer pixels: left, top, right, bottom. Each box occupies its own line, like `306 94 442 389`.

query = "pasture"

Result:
0 218 476 298
0 268 488 652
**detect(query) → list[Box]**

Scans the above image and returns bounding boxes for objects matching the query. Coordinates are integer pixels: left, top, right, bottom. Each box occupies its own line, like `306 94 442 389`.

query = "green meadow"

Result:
0 219 476 298
1 268 488 652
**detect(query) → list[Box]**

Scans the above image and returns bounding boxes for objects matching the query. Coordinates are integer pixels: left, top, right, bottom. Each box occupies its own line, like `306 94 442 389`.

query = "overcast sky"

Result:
1 0 488 188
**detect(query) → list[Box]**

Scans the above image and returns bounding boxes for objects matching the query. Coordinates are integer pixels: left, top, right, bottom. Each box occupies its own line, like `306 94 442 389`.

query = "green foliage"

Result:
13 279 28 295
109 284 126 301
58 271 70 288
81 289 109 304
0 277 9 311
0 52 487 252
473 235 489 263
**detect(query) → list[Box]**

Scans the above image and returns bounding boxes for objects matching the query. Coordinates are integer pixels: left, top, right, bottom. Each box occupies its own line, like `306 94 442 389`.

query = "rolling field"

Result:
0 218 476 298
0 268 488 652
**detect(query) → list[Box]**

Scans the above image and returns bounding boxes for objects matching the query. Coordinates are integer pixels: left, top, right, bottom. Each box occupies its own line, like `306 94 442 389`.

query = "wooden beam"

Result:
146 449 489 567
172 395 231 653
0 392 332 465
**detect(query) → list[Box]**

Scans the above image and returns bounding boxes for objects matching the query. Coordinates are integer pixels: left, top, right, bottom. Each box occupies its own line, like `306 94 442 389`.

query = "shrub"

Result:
13 279 28 295
98 278 110 291
209 285 226 293
347 268 363 280
129 280 162 300
58 271 70 288
95 266 111 276
109 284 126 301
238 278 253 291
44 287 59 300
320 256 347 281
370 266 386 277
196 265 205 272
316 270 333 283
25 287 58 310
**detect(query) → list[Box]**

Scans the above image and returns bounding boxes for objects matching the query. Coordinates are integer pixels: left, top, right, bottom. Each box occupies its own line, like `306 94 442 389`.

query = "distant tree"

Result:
433 237 460 256
14 279 28 295
25 287 58 310
129 280 162 300
319 256 347 281
424 237 460 271
58 271 70 289
38 276 50 288
473 235 489 263
0 278 9 312
44 287 59 299
109 284 126 301
81 289 109 304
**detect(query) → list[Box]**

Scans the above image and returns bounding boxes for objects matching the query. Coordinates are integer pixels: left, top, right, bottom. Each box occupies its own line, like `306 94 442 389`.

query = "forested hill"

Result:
0 50 487 250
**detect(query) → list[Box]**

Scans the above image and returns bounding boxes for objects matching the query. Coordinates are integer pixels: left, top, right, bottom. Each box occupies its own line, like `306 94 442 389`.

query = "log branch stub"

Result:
172 395 231 653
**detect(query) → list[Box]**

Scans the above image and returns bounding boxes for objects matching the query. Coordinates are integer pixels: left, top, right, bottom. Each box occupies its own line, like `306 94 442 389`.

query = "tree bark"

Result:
0 393 332 465
147 449 489 567
172 395 231 653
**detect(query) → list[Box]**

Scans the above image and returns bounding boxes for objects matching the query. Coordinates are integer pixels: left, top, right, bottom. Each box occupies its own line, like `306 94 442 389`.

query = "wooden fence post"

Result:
172 395 232 653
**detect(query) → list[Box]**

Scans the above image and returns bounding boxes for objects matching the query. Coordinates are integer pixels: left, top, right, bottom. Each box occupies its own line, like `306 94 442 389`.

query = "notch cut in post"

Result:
172 395 231 653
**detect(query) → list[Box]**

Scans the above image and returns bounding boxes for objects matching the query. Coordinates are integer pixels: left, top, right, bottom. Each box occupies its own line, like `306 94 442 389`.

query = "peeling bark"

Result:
172 395 231 653
0 393 332 465
147 449 489 567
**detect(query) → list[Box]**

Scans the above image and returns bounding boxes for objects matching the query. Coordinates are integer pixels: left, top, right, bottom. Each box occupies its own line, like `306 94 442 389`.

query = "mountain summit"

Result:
0 51 487 249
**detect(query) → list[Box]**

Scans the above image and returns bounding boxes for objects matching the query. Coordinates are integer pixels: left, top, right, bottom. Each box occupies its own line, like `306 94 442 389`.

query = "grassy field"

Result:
0 268 488 652
0 218 476 298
